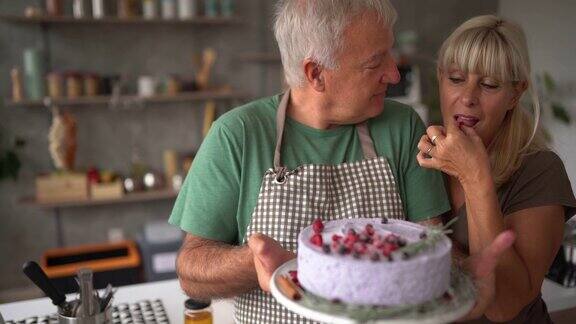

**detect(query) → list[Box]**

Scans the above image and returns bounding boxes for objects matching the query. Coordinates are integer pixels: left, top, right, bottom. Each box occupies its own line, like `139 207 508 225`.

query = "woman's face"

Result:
438 66 523 146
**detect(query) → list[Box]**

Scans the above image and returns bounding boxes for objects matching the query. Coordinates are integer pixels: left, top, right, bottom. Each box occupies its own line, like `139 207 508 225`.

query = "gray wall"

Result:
0 0 498 297
499 0 576 193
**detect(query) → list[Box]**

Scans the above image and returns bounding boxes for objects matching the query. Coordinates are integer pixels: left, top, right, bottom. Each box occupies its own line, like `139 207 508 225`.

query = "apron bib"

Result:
235 91 405 323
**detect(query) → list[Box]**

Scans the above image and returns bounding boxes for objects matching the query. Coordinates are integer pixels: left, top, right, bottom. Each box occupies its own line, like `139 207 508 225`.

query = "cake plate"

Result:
270 259 476 324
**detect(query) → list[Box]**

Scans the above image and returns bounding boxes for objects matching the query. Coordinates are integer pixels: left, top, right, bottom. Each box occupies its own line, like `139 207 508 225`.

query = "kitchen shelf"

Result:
5 89 248 109
0 14 242 26
21 188 178 209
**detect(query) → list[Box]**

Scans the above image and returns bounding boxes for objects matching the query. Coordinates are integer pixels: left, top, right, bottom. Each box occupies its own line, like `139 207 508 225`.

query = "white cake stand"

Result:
270 259 476 324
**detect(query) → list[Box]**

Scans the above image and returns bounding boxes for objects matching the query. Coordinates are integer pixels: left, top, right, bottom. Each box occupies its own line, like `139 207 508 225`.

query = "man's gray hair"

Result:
274 0 397 87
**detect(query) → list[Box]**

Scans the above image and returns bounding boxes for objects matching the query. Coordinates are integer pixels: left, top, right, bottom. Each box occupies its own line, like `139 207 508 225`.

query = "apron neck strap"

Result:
274 90 377 169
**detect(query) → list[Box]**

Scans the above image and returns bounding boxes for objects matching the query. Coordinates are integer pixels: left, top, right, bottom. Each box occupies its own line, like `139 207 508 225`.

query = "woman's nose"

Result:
461 84 480 107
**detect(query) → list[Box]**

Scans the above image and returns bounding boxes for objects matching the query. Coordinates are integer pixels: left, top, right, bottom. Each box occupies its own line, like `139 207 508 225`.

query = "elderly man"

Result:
169 0 514 323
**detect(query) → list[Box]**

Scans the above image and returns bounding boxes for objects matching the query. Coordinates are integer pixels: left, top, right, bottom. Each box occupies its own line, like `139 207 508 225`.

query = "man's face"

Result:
321 11 400 125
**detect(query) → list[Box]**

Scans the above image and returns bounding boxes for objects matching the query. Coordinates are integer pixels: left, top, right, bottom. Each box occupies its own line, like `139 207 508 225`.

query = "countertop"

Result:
1 279 575 322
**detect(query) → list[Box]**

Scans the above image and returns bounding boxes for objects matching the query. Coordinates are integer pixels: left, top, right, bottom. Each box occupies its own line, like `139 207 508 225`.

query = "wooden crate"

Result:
91 181 124 200
36 172 89 203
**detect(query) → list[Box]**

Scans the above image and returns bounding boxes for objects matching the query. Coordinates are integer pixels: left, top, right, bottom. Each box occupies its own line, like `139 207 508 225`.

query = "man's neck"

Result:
288 87 338 130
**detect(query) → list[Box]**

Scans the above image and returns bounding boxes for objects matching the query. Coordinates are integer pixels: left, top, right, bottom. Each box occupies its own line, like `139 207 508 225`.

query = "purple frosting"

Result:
297 218 452 306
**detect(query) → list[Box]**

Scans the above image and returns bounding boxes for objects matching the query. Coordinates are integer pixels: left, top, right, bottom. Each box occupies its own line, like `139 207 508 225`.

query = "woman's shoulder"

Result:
517 150 565 175
500 149 576 219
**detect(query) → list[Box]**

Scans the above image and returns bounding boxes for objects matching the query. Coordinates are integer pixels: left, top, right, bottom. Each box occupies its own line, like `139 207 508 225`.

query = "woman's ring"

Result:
426 146 433 155
431 135 439 145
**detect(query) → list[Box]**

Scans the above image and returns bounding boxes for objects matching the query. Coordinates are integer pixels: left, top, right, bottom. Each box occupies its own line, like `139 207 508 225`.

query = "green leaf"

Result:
543 72 556 92
552 103 571 124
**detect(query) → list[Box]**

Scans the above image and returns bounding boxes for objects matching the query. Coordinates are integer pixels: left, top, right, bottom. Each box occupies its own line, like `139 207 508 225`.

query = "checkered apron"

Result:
234 91 405 323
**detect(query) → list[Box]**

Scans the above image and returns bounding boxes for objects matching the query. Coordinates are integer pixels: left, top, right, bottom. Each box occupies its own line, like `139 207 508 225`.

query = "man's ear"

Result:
303 59 325 91
509 81 528 110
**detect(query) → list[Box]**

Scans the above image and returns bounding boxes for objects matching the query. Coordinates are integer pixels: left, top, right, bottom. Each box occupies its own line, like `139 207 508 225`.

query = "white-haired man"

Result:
169 1 514 323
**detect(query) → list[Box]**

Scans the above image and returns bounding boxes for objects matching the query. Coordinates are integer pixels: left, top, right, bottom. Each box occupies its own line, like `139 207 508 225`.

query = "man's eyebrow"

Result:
361 52 385 65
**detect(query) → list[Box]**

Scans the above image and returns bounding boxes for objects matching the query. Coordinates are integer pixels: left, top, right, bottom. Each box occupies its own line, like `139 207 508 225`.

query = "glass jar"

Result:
184 299 212 324
65 72 83 98
46 0 64 16
118 0 139 19
204 0 218 18
84 74 100 97
47 71 63 98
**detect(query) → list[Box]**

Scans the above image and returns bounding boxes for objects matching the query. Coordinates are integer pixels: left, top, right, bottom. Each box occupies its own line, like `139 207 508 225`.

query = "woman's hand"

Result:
416 122 491 186
248 233 296 292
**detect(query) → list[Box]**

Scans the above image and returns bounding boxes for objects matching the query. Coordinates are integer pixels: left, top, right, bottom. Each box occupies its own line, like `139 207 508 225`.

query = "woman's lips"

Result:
454 114 480 127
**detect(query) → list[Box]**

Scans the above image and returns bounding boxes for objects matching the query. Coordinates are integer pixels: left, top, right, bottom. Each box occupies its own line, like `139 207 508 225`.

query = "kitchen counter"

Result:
1 279 575 322
0 279 234 323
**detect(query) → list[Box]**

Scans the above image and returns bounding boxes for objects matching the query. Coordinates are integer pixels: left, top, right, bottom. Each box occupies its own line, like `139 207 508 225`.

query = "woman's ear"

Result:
303 59 325 92
509 81 528 110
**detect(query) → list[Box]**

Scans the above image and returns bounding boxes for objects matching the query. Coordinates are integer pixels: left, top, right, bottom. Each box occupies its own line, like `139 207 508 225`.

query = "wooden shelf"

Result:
0 14 241 26
21 188 178 209
5 89 248 109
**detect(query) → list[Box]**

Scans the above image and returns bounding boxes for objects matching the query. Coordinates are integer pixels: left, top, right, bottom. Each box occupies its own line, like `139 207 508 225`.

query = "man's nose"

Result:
380 58 400 85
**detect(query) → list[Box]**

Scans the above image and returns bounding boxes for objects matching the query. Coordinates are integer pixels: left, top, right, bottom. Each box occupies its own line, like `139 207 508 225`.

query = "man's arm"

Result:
176 233 259 300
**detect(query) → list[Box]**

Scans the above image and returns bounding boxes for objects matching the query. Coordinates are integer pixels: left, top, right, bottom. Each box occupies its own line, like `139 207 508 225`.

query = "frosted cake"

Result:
297 218 452 306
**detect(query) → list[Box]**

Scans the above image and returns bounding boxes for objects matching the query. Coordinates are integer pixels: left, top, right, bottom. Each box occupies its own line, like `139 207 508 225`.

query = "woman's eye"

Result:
481 83 499 89
448 77 464 84
366 63 381 70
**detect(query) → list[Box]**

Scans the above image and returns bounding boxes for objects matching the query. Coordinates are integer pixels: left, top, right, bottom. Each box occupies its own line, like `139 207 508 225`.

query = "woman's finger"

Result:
417 151 441 170
417 140 436 158
426 125 446 145
460 125 484 144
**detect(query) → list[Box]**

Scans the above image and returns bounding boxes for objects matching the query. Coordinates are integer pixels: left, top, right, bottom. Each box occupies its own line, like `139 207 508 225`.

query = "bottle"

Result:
73 0 85 18
178 0 197 19
10 67 23 102
220 0 234 17
204 0 218 18
161 0 177 19
23 48 45 100
46 0 64 16
143 0 158 19
92 0 105 19
184 299 212 324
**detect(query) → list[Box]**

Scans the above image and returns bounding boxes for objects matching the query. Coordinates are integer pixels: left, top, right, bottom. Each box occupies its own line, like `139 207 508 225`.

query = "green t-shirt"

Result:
169 94 450 244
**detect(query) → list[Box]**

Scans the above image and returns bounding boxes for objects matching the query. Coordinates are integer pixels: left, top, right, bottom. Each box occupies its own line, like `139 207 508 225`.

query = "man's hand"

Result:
458 230 516 321
248 233 296 292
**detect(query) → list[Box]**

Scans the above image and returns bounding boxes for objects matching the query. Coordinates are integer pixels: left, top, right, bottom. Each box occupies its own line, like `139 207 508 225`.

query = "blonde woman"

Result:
417 15 576 323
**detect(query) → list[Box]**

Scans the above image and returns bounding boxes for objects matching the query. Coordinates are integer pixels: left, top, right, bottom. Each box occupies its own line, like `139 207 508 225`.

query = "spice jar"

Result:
118 0 138 19
47 71 64 98
46 0 63 16
84 74 100 96
65 72 83 98
165 75 181 96
184 299 212 324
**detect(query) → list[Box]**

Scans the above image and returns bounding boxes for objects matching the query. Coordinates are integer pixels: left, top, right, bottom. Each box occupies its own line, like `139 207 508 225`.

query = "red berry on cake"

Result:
332 234 342 242
312 218 324 233
365 224 375 236
310 233 323 246
382 242 397 256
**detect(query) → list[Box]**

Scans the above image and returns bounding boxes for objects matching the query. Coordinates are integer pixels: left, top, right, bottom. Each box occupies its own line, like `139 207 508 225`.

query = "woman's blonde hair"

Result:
437 15 547 187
